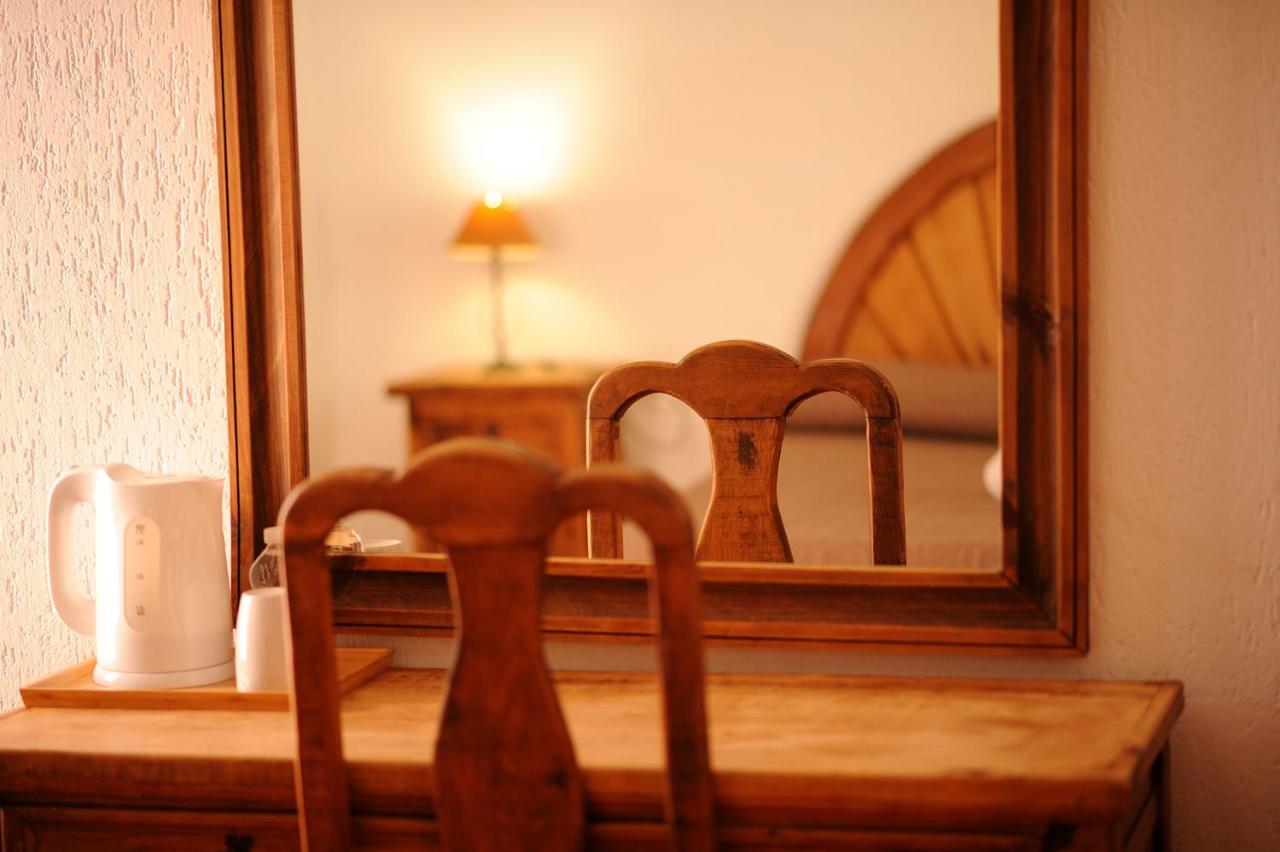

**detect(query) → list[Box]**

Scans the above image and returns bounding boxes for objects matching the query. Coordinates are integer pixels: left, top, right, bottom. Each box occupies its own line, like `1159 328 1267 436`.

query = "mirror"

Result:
214 0 1087 652
292 0 1001 569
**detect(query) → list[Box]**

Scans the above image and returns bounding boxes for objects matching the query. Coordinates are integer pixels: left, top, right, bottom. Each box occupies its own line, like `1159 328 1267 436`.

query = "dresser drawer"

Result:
1 807 435 851
2 807 298 851
0 810 1055 852
588 824 1043 850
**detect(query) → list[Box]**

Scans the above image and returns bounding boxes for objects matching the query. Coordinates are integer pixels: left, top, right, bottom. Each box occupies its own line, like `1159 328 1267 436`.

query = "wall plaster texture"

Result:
0 0 226 704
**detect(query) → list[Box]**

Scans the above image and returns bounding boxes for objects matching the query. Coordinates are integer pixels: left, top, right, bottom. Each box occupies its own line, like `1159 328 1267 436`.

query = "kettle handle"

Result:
47 467 98 637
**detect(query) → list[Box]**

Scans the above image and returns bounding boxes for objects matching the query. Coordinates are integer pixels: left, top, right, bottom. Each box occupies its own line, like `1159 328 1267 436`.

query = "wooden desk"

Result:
0 669 1181 850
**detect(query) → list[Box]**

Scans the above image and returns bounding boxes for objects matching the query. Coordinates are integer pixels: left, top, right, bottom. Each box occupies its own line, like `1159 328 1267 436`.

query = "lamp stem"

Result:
488 245 511 369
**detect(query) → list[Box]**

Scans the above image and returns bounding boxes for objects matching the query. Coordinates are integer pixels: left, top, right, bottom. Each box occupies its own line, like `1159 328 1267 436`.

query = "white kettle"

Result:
47 464 235 689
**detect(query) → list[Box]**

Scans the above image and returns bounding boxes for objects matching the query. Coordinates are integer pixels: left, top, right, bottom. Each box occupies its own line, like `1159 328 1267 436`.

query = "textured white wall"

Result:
0 0 225 708
0 1 1276 849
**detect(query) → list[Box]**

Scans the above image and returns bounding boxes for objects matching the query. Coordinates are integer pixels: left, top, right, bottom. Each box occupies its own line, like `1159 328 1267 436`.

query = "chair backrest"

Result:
278 438 715 851
588 340 906 565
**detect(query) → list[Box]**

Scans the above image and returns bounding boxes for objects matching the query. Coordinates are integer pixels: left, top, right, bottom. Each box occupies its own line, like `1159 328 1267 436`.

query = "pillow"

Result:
788 360 998 441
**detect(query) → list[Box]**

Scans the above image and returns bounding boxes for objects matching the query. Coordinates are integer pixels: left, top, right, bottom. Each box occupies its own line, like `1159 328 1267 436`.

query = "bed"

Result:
653 121 1003 568
795 120 1001 567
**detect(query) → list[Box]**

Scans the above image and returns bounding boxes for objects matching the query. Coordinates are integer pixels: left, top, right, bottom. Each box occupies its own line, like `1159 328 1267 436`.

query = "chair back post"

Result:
560 467 715 849
587 340 907 565
279 472 389 852
279 439 715 850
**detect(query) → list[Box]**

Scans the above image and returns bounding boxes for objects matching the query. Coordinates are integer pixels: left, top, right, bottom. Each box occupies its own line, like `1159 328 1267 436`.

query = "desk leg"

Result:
1053 744 1174 852
1055 824 1111 851
1152 745 1172 852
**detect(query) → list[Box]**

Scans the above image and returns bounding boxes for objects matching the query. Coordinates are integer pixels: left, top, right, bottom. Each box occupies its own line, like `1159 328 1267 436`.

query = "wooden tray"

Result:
20 647 393 711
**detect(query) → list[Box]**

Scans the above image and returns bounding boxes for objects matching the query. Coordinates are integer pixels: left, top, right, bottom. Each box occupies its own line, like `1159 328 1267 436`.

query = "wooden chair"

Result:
278 438 715 851
588 340 906 565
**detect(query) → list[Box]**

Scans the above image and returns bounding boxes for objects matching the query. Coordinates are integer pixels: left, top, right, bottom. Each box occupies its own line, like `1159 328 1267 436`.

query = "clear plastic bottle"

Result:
248 522 364 589
248 526 282 589
324 521 363 554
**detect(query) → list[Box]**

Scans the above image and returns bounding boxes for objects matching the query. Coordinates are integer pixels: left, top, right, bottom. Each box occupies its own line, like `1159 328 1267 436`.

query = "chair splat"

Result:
279 438 715 851
588 340 906 565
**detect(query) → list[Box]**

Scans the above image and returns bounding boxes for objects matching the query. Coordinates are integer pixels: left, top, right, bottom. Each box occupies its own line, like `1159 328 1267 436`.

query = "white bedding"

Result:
623 430 1001 568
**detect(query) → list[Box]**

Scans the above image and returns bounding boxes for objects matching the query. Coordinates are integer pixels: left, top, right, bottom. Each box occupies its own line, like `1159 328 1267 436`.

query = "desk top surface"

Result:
0 668 1181 829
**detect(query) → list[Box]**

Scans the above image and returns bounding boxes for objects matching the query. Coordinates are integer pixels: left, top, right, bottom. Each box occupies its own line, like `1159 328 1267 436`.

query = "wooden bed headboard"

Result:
802 121 998 367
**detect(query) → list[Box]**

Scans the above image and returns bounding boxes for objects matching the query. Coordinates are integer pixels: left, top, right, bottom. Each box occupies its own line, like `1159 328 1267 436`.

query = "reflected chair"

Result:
588 340 906 565
277 438 714 851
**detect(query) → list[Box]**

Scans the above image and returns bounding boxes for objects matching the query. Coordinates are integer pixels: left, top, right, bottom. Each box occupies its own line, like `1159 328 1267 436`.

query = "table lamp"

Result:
452 191 537 370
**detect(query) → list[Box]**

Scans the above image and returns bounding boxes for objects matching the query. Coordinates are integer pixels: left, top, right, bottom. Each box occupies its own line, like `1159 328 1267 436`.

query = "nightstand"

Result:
388 363 605 555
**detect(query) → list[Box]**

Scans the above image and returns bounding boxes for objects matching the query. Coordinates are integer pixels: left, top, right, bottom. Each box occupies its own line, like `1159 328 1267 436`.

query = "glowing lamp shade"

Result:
451 192 538 369
451 192 537 250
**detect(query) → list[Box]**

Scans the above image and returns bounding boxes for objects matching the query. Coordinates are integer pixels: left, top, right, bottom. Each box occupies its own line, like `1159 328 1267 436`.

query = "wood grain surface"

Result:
802 122 998 368
279 439 714 850
999 0 1089 649
213 0 310 613
0 668 1182 835
588 341 906 566
19 648 391 712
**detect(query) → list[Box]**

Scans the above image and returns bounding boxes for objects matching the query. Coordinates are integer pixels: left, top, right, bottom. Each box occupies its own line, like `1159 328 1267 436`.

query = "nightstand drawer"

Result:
411 403 579 463
391 364 604 556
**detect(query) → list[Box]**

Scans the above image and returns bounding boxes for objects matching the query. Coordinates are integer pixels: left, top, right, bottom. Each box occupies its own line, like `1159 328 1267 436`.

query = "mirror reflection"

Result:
294 0 999 568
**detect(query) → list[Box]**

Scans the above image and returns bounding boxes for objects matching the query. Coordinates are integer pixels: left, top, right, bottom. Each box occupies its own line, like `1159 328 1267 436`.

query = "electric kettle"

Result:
47 464 235 689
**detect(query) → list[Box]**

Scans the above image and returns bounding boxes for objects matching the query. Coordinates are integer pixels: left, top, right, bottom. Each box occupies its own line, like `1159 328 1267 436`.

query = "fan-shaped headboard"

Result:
802 121 997 367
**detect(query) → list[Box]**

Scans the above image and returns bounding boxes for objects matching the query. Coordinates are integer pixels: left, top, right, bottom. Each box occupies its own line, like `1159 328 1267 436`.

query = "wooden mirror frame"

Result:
214 0 1088 654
